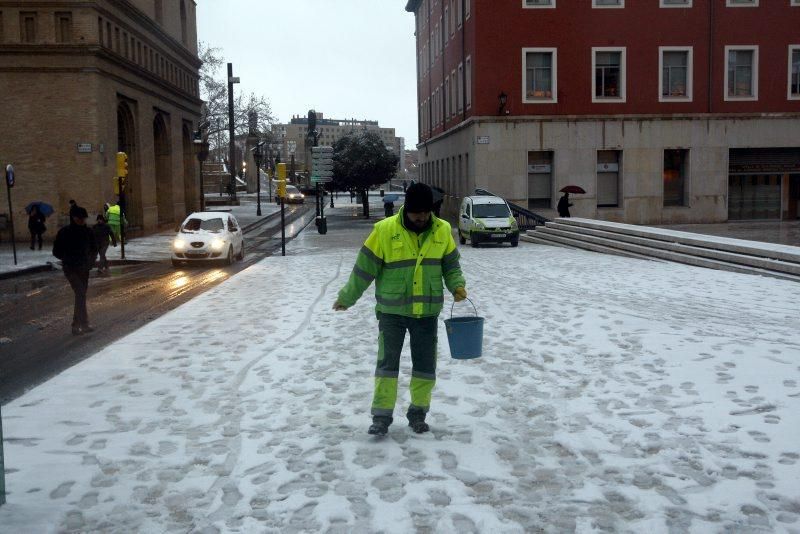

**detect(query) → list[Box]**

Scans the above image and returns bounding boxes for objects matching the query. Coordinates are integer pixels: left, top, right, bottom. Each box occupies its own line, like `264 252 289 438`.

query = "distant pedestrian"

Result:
27 204 46 250
105 202 124 243
384 200 395 218
53 205 98 335
557 192 573 218
350 190 355 203
92 214 117 275
333 182 467 436
402 180 408 192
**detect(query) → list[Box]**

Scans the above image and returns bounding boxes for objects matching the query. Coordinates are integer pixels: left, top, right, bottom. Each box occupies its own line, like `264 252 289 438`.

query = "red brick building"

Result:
406 0 800 223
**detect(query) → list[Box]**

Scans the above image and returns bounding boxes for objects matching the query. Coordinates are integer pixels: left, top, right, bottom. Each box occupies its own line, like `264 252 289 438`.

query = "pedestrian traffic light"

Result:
116 152 129 178
276 163 287 197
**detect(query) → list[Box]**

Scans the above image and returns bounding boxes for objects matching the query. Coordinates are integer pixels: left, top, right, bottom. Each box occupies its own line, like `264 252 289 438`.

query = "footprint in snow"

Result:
49 481 75 499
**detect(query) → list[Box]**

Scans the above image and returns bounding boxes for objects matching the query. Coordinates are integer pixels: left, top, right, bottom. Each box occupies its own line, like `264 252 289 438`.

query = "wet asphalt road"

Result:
0 205 314 403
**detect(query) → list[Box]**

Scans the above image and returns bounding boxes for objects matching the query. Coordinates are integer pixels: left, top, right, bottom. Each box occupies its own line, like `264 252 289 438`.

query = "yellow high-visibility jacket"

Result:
338 207 465 317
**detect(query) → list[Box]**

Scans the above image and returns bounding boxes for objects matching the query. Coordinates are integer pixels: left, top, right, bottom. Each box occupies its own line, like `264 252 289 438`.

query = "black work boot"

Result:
368 416 392 436
407 408 430 434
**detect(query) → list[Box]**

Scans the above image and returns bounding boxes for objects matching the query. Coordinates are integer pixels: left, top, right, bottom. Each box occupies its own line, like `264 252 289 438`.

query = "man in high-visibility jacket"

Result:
334 183 467 436
104 202 124 244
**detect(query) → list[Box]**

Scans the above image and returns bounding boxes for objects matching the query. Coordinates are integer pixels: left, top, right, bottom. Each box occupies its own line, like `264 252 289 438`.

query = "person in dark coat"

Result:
28 204 47 250
557 192 573 218
53 205 98 335
92 214 117 275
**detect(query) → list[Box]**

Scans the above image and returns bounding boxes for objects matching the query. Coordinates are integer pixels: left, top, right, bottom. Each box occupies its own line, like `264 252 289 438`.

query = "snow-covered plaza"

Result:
1 223 799 533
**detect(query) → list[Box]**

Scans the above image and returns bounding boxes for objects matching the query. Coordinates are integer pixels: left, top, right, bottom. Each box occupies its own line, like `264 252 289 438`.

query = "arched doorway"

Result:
182 123 197 214
153 113 174 224
117 102 141 230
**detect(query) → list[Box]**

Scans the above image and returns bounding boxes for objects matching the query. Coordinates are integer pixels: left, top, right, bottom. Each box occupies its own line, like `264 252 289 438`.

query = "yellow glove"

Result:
453 287 467 302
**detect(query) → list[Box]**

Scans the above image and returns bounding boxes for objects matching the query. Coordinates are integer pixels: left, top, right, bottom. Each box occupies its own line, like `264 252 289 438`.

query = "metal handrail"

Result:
473 188 550 229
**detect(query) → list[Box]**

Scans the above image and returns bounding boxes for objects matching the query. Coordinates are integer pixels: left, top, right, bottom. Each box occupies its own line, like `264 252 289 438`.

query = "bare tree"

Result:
199 43 275 160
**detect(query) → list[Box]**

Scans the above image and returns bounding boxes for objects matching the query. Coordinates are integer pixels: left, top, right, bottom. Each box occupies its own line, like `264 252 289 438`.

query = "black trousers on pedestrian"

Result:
96 243 109 271
63 267 90 328
30 231 43 250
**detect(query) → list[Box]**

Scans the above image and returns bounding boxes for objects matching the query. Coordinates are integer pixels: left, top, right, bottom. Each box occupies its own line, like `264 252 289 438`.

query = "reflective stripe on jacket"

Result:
338 207 465 318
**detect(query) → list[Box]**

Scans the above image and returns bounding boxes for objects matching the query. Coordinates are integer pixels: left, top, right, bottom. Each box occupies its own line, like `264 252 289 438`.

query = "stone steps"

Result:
523 218 800 283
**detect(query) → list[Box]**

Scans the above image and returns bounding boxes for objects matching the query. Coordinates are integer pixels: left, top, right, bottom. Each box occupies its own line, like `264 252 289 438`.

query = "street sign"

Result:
477 136 490 145
288 141 297 154
77 143 92 153
311 146 334 183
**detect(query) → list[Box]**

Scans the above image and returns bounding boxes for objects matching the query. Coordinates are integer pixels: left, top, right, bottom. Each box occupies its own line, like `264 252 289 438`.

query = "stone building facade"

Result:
0 0 202 239
406 0 800 224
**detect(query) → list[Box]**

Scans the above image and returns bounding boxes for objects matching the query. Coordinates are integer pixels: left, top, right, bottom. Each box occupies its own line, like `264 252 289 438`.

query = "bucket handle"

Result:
450 297 478 319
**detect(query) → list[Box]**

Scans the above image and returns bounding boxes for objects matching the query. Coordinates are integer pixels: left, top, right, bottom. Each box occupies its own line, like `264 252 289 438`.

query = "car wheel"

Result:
470 232 479 248
511 238 519 248
237 241 245 261
225 246 233 266
459 231 466 245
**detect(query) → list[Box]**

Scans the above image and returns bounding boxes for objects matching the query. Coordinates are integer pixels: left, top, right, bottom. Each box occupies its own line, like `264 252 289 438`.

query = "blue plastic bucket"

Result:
444 298 484 360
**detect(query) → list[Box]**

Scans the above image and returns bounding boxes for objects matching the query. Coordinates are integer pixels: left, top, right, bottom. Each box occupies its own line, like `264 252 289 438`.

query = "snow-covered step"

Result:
529 226 800 283
543 221 800 277
556 218 800 264
520 231 662 262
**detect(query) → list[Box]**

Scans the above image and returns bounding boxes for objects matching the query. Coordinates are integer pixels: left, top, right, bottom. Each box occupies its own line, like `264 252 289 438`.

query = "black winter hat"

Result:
69 205 88 219
404 182 433 213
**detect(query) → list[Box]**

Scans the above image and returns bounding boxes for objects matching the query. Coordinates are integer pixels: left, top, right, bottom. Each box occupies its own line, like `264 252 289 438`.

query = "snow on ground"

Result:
1 238 799 533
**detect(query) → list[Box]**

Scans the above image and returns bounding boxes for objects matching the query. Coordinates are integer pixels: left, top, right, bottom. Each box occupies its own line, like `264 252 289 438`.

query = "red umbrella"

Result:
559 185 586 194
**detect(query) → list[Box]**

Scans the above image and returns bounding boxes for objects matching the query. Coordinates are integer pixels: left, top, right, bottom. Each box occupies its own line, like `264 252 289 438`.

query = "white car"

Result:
171 212 245 267
458 195 520 247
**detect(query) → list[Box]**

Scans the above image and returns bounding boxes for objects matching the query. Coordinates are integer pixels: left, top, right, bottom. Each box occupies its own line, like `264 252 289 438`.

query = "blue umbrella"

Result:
383 194 400 203
25 201 54 217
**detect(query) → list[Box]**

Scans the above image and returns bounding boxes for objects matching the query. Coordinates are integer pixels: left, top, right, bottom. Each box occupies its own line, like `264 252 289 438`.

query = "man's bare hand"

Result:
333 301 348 311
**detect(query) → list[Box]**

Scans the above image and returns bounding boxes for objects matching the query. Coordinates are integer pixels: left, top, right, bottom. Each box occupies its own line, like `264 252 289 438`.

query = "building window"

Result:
528 151 554 209
661 0 692 6
523 0 555 7
664 149 689 207
523 48 557 103
466 0 471 18
443 5 449 44
725 46 758 100
450 0 456 36
593 0 624 7
0 12 4 43
123 32 129 57
466 56 472 108
155 0 163 24
726 0 757 6
593 48 626 102
659 47 692 101
789 46 800 99
457 62 464 112
20 12 37 43
444 78 450 119
597 151 621 208
106 22 112 48
180 0 188 44
55 12 72 43
457 0 463 27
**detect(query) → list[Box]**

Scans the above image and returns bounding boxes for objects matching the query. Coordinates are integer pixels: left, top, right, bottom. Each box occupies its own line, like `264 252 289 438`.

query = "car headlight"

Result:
173 239 187 250
475 221 485 229
510 217 518 229
211 238 225 251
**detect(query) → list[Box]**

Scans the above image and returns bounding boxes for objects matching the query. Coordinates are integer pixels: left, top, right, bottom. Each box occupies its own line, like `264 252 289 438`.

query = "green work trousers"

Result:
371 312 438 422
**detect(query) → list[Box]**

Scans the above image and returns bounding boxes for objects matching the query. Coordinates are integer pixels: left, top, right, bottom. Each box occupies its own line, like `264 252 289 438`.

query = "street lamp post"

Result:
227 63 240 203
254 141 265 216
195 140 209 212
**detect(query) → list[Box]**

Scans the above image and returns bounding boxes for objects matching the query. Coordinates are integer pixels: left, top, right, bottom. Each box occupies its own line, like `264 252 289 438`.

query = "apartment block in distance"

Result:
0 0 202 237
406 0 800 223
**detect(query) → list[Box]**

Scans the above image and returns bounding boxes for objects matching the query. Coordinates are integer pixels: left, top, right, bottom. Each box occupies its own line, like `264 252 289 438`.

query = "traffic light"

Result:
276 163 287 198
116 152 129 178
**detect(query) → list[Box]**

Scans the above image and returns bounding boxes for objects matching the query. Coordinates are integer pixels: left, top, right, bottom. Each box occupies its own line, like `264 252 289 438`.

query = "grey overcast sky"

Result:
197 1 418 146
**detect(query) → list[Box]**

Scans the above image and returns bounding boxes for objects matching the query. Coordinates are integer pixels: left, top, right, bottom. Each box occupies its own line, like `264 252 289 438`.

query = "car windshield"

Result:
181 217 224 233
286 186 300 194
473 203 511 218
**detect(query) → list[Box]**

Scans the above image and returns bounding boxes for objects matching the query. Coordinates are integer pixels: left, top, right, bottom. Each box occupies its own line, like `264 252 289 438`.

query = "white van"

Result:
458 195 519 247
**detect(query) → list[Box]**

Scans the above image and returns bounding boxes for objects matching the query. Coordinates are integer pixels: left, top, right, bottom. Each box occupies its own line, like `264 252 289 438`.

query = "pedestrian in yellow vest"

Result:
104 202 125 244
334 183 467 436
